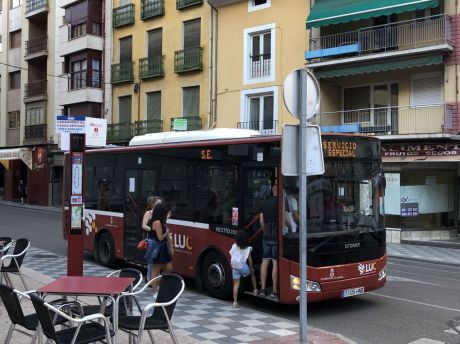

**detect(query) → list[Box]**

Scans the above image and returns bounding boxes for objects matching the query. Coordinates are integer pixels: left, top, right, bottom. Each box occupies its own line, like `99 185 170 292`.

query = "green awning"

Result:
307 0 438 28
314 55 443 79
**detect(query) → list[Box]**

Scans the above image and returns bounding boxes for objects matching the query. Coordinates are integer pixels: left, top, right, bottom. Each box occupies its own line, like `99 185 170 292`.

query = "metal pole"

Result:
298 70 308 342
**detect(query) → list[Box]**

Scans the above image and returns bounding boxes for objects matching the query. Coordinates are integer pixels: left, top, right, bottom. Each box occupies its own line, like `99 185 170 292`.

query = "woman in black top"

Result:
150 203 173 295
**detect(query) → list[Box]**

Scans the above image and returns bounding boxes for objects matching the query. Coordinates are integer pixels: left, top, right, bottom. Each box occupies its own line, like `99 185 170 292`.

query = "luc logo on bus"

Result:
173 233 192 252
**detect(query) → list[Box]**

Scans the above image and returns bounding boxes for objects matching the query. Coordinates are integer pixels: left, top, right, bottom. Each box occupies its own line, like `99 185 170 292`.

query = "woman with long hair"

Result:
142 196 162 281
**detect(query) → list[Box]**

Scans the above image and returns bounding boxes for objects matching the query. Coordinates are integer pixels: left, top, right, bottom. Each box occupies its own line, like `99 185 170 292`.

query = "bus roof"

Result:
129 128 262 146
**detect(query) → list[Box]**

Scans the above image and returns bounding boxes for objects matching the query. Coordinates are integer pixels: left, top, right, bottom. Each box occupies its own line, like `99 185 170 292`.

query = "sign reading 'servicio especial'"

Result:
382 143 460 157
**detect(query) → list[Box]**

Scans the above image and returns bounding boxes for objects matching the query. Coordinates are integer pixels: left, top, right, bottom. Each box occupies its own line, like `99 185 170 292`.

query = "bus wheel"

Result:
97 232 116 267
201 251 231 299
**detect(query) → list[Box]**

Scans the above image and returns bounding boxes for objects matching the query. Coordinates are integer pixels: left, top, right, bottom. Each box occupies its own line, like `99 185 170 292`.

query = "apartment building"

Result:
305 0 460 241
0 0 59 206
207 0 308 134
108 0 211 144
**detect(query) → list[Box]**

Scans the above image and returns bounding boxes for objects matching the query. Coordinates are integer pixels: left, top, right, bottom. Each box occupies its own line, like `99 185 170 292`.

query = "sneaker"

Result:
232 302 239 308
253 289 258 296
258 289 267 297
152 291 158 300
269 292 278 299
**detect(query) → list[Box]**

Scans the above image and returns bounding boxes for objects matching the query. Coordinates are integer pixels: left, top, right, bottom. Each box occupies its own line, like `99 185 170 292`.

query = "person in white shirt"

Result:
285 188 299 233
229 230 257 308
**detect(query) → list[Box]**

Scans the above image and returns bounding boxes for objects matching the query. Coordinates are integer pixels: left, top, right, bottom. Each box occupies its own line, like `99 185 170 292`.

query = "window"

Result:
146 91 161 120
411 73 442 106
9 71 20 90
10 30 21 49
25 103 45 125
119 36 132 62
8 112 20 129
70 60 87 89
10 0 22 9
244 24 275 84
241 86 278 134
248 0 270 11
0 36 2 53
147 28 162 57
183 19 200 48
70 23 87 39
182 86 199 117
118 95 132 123
92 60 101 87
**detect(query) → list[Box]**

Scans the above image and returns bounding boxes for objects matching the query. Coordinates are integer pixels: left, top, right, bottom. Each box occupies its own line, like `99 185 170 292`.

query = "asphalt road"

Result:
3 202 460 344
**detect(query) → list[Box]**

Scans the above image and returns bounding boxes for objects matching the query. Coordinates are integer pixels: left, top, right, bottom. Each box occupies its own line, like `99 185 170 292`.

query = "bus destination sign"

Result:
322 141 357 158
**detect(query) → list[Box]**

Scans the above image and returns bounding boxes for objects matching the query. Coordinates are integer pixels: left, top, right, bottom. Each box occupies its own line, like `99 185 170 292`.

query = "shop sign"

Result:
382 143 460 157
401 196 419 217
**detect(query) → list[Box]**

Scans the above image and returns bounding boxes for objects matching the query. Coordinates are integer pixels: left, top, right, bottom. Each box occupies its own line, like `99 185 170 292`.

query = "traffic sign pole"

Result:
298 70 308 343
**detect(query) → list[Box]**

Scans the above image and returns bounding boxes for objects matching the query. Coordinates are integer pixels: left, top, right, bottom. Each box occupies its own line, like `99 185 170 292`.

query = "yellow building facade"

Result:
210 0 309 133
109 0 211 143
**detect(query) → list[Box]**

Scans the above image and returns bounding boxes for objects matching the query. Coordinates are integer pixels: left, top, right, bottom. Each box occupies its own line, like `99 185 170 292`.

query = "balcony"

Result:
111 62 134 84
141 0 164 20
174 47 203 73
25 0 48 18
319 104 452 136
25 36 48 61
139 56 164 79
113 4 134 28
170 116 202 131
24 124 47 143
237 120 278 135
307 14 453 67
176 0 203 10
59 22 103 56
107 122 135 143
135 119 163 135
24 80 47 103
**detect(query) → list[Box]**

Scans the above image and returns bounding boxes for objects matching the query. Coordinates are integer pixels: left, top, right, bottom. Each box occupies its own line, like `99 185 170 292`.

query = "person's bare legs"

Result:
232 278 240 307
163 262 173 273
271 260 278 295
260 259 270 293
151 264 162 292
250 272 258 294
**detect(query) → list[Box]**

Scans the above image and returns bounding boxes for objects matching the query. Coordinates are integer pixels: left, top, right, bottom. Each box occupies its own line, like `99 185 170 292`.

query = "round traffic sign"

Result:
283 68 320 120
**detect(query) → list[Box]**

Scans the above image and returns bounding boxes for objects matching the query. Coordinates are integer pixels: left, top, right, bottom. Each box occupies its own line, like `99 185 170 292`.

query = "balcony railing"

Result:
113 4 134 28
26 0 48 13
174 47 203 73
107 122 135 142
135 119 163 135
139 56 164 79
250 53 271 79
69 70 102 90
111 62 134 84
24 80 47 99
170 116 202 131
141 0 164 20
176 0 202 10
307 14 452 61
25 35 47 57
320 104 452 135
24 124 47 141
237 120 278 135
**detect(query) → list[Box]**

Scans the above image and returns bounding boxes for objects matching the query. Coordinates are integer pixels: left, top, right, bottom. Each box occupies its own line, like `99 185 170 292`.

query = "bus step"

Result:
243 290 279 302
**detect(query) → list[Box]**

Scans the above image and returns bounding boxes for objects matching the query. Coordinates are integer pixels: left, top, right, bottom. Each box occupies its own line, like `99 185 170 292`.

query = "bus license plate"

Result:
342 287 364 298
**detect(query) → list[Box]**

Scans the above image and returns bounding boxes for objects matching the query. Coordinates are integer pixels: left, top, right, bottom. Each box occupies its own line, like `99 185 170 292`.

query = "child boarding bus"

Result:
62 128 387 304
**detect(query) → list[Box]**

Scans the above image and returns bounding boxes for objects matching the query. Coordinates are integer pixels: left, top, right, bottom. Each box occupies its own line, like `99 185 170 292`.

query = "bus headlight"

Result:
290 275 322 292
378 267 386 281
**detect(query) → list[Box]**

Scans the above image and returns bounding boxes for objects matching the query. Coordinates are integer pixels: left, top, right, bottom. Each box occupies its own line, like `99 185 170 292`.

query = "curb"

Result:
0 200 61 214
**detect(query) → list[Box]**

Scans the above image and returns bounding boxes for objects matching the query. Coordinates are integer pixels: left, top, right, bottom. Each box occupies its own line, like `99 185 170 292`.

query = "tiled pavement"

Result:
387 243 460 266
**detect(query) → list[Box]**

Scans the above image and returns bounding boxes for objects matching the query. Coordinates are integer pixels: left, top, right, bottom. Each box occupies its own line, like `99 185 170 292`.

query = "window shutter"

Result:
119 37 132 62
147 92 161 120
184 20 201 48
119 96 132 123
183 86 199 117
412 75 442 106
147 29 162 57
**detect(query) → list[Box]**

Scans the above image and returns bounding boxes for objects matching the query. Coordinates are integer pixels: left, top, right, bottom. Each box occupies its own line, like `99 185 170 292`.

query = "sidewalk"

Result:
0 199 61 214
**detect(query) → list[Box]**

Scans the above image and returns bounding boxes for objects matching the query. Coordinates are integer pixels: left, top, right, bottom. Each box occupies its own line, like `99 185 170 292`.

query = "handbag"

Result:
137 239 148 251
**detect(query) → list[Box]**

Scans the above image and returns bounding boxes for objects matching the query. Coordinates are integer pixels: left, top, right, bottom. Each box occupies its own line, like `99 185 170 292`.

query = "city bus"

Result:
63 128 387 304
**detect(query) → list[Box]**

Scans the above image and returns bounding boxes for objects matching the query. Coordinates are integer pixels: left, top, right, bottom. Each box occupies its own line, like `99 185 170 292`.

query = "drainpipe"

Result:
213 5 218 128
102 0 106 119
207 2 218 129
207 3 214 129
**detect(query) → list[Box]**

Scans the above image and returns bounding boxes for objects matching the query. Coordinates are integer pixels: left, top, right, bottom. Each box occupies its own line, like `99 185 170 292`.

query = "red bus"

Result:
63 129 387 304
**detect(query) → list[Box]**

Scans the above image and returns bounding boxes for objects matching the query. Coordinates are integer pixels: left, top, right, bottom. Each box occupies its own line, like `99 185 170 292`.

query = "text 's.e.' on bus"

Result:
63 128 387 304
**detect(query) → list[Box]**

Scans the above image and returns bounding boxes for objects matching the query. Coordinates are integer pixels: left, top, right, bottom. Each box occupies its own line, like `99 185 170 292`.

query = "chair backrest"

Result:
8 238 30 270
151 274 183 321
29 293 59 343
118 268 143 292
0 284 27 326
0 237 12 251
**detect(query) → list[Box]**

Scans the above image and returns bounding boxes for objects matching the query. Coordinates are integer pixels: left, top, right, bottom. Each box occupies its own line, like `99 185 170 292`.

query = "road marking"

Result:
406 339 445 344
389 268 460 284
368 292 460 313
386 275 441 286
389 261 460 275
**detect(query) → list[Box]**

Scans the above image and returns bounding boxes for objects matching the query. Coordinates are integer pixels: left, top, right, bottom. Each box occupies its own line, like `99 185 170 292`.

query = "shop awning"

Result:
307 0 439 28
0 148 32 170
314 55 443 79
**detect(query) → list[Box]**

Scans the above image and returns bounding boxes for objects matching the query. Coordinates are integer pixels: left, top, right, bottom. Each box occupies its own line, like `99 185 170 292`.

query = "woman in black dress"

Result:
150 203 173 295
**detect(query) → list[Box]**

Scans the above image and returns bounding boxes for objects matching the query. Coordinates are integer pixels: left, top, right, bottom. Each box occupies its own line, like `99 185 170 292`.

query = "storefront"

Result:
382 141 459 242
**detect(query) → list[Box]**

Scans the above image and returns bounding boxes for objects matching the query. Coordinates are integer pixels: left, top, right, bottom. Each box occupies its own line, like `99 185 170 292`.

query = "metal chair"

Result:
0 238 30 290
0 284 77 344
81 268 143 317
116 274 185 344
29 292 114 344
0 237 13 256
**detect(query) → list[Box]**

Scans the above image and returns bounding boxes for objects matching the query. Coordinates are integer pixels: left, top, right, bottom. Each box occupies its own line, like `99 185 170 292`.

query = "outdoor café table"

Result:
37 275 135 344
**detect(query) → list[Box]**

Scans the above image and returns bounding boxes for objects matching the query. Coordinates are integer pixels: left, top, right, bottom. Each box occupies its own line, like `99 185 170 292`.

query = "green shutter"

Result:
146 91 161 120
183 86 199 117
119 96 132 123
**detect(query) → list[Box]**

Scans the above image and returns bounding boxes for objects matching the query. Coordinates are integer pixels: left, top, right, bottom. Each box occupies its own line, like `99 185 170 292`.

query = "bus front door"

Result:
124 169 143 263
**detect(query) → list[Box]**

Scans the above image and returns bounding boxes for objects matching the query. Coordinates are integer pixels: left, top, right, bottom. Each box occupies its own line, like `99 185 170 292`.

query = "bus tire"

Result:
97 232 116 267
201 251 232 300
